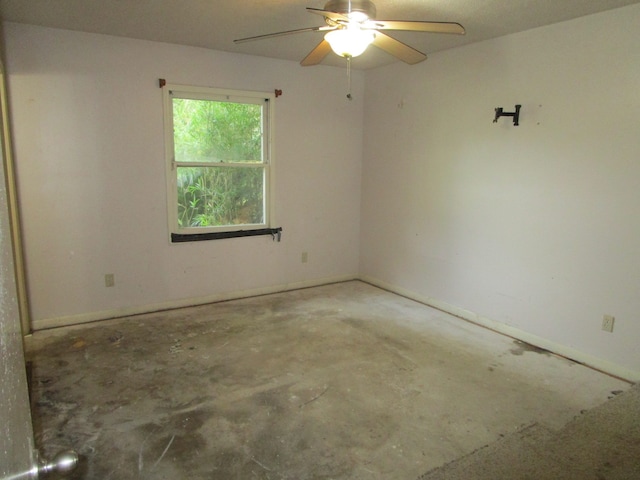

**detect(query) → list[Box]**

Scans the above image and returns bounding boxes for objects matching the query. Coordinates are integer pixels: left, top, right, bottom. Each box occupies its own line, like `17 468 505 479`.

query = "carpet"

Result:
417 383 640 480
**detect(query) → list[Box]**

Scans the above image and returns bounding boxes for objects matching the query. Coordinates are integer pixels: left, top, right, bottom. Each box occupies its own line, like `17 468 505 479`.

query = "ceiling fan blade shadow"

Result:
372 32 426 64
373 20 465 35
234 26 332 44
300 39 333 66
306 7 350 23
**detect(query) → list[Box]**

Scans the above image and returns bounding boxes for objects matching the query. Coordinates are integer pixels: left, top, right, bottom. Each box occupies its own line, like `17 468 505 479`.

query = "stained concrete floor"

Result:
25 281 629 479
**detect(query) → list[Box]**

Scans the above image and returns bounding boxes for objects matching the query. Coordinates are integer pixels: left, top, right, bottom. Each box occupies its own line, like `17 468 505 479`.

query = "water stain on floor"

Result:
509 340 551 356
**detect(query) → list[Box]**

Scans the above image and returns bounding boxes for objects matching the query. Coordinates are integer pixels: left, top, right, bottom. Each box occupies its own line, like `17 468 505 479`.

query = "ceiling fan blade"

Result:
300 39 333 66
234 26 332 44
306 7 350 23
373 20 465 35
372 32 426 64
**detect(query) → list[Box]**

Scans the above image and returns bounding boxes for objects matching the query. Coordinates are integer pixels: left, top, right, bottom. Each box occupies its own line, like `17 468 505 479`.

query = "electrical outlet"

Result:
105 273 115 287
602 314 615 333
301 252 308 263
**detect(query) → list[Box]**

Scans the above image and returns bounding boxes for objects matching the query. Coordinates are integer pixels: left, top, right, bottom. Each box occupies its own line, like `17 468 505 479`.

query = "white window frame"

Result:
162 83 275 240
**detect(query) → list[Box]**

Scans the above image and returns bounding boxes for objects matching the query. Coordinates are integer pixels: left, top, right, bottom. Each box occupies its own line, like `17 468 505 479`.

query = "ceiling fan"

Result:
234 0 465 66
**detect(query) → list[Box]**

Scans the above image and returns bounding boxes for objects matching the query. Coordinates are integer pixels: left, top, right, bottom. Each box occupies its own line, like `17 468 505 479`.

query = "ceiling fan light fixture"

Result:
235 0 463 67
324 26 375 58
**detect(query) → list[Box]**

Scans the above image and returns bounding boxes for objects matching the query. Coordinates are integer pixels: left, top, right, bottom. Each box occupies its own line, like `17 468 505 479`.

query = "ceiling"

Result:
1 0 639 69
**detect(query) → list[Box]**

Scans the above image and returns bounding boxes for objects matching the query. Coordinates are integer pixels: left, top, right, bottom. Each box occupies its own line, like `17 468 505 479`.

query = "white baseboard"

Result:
31 273 639 382
360 275 639 383
32 274 358 331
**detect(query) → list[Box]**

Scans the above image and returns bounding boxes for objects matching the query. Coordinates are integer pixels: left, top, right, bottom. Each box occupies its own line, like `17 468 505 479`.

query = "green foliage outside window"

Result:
172 98 265 228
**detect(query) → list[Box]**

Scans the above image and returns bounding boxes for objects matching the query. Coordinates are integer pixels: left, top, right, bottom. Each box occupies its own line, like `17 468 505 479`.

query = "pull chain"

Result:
344 0 354 100
346 55 352 100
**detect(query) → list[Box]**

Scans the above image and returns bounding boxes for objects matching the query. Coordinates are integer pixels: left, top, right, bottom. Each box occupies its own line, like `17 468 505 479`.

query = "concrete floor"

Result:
26 281 629 479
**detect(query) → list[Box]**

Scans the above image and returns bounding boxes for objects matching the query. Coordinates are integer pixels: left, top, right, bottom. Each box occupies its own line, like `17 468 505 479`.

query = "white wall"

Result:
361 4 640 380
4 23 364 329
5 5 640 380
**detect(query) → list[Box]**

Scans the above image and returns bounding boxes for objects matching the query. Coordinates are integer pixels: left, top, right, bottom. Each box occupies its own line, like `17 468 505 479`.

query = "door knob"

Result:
38 450 79 477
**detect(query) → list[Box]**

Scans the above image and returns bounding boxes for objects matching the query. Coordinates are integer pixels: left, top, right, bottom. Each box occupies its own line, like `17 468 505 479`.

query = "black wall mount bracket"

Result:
493 104 521 126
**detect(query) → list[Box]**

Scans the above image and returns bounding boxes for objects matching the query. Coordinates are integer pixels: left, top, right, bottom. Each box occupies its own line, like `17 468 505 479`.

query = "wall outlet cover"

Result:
602 314 615 333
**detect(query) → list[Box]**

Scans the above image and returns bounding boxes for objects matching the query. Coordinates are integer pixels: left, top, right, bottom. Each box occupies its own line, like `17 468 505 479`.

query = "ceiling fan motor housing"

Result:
324 0 377 20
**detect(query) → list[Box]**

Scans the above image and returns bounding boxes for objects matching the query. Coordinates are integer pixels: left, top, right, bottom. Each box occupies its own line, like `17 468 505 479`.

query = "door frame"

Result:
0 32 31 335
0 42 39 479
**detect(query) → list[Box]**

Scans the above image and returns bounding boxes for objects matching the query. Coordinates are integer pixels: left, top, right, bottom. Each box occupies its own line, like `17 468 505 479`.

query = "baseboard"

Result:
360 275 639 383
32 274 358 331
31 273 639 382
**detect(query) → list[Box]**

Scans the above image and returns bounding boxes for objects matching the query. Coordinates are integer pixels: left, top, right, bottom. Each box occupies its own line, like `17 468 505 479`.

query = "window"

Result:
162 83 276 241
